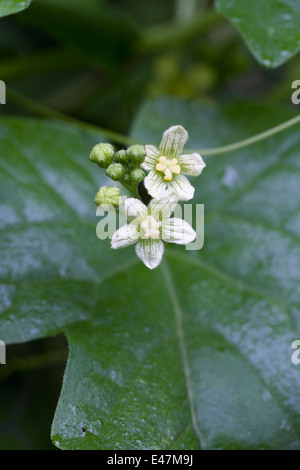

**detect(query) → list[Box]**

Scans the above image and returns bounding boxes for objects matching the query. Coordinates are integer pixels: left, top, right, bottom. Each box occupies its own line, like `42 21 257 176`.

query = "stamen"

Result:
164 168 173 181
155 156 181 181
141 215 162 239
173 165 181 175
156 163 167 172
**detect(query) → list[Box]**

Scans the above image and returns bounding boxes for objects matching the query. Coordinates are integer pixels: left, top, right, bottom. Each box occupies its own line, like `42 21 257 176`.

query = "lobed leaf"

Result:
1 98 300 449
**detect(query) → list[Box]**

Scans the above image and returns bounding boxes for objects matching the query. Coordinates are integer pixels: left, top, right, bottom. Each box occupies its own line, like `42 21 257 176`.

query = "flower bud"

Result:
127 162 136 170
121 171 132 185
94 186 121 209
126 145 146 164
130 167 146 184
89 143 114 168
114 149 129 164
106 163 125 181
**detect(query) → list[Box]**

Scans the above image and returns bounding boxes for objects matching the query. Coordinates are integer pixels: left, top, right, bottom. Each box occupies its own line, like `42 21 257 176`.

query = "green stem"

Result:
120 180 140 199
0 49 87 82
43 69 103 112
139 10 220 52
190 113 300 156
6 88 300 157
175 0 199 24
0 349 67 379
7 88 142 147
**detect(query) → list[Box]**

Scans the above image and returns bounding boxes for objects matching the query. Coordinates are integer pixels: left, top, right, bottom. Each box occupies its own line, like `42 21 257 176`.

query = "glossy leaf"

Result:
1 97 300 449
216 0 300 67
0 0 31 18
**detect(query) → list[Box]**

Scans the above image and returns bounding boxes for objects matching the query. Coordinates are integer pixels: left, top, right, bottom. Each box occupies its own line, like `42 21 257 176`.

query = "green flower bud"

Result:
127 161 137 170
106 163 125 181
121 171 132 185
94 186 121 209
114 149 129 164
89 143 114 168
130 167 146 184
126 145 146 164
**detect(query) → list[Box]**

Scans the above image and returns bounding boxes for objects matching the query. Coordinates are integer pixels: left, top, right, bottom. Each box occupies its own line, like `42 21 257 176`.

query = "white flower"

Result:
111 196 196 269
142 125 205 201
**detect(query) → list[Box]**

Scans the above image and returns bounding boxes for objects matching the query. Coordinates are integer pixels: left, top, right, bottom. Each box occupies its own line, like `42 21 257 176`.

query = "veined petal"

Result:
162 218 196 244
169 174 194 201
135 239 164 269
148 191 179 220
142 145 160 171
159 125 188 158
125 198 147 222
111 223 139 249
178 153 206 176
144 170 168 199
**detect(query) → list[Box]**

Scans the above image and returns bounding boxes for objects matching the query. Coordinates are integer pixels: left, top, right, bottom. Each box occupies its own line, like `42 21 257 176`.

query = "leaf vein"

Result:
161 260 203 449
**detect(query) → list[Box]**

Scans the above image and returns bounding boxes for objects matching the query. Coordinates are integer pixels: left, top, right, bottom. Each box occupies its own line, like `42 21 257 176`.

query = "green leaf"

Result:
215 0 300 67
1 98 300 449
0 0 31 18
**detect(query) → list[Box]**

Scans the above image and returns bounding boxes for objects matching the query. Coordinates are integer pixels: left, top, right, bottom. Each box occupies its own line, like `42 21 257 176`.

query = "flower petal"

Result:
159 125 188 158
142 145 160 171
124 198 147 221
144 170 168 199
135 239 164 269
178 153 206 176
111 223 140 249
162 218 196 244
148 191 179 220
169 174 195 201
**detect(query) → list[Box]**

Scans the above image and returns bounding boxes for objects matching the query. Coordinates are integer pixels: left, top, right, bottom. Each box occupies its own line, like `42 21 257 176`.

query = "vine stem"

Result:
175 0 199 25
0 48 87 82
6 88 142 148
0 349 67 379
194 113 300 156
139 10 220 52
6 88 300 157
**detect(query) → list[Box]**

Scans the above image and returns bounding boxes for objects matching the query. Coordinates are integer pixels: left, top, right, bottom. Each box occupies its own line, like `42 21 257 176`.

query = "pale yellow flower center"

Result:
155 156 181 181
140 215 162 239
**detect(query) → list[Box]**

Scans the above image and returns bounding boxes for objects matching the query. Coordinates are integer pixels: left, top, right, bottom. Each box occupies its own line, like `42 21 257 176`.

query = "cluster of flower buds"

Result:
89 143 146 191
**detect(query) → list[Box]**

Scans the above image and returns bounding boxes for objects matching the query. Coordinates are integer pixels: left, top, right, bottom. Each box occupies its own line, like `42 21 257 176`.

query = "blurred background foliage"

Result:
0 0 298 449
